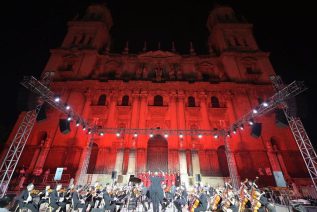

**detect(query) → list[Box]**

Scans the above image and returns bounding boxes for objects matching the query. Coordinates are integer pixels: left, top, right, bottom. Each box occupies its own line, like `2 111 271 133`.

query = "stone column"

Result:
33 136 53 170
106 94 117 128
191 150 201 178
127 149 136 175
199 92 211 130
114 148 124 174
137 92 148 171
179 150 189 187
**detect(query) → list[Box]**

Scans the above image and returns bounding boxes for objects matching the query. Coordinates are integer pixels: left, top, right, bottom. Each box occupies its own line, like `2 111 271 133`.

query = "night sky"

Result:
1 0 316 146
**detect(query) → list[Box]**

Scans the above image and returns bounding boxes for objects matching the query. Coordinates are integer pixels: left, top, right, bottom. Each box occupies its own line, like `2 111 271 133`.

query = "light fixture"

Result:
99 132 104 136
88 129 92 134
164 133 168 138
116 132 120 137
253 109 258 114
149 133 154 138
249 120 254 125
240 125 244 130
262 102 268 107
76 120 80 127
65 104 70 110
233 129 237 134
214 134 218 139
179 133 183 138
67 115 72 121
83 126 86 131
54 96 60 102
134 133 138 137
198 134 202 139
227 132 230 137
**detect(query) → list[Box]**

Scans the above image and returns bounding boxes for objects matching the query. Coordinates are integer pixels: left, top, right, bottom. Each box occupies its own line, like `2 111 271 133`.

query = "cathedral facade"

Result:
3 4 311 189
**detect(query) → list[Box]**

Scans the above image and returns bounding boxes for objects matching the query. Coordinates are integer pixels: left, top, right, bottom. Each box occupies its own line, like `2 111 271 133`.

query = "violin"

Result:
30 189 41 195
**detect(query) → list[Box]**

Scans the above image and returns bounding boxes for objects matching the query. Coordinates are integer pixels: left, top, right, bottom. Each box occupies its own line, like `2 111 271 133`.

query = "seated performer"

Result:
173 185 187 212
49 184 67 212
72 185 87 211
193 188 208 212
38 185 52 207
103 185 117 212
17 183 38 212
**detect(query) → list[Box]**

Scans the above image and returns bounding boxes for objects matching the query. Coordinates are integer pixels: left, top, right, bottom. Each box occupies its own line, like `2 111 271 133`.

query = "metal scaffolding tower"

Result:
271 75 317 192
0 72 54 198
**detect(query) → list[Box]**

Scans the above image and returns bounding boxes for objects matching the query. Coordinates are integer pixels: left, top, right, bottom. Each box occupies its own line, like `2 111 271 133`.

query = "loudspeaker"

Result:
275 109 288 128
129 175 135 181
195 174 201 182
117 175 123 183
59 119 71 134
251 123 262 138
111 171 117 180
36 104 47 122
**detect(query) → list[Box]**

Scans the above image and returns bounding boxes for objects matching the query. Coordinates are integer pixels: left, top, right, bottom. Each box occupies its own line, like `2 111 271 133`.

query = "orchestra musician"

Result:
173 185 187 212
49 184 67 212
194 187 208 212
103 185 117 212
72 185 87 211
17 183 38 212
38 185 52 207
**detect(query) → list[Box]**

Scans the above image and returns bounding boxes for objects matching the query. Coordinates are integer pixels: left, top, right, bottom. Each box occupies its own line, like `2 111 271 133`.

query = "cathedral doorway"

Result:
147 135 168 172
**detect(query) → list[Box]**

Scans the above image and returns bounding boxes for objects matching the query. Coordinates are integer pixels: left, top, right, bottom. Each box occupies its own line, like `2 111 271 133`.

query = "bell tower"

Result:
206 5 275 83
62 4 113 50
207 5 258 53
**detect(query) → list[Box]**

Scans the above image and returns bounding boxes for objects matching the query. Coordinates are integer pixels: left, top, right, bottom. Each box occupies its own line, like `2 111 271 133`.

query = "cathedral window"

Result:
188 96 196 107
97 94 107 106
211 96 220 108
154 95 163 106
121 95 129 106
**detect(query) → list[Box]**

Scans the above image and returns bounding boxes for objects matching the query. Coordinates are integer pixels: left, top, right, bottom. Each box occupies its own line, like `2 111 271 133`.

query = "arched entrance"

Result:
147 135 168 172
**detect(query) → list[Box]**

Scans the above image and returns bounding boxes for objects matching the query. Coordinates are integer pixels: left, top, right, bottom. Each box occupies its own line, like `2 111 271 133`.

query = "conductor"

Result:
149 171 165 212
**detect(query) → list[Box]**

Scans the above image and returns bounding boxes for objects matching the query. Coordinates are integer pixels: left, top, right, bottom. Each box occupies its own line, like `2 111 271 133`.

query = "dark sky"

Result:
1 0 316 145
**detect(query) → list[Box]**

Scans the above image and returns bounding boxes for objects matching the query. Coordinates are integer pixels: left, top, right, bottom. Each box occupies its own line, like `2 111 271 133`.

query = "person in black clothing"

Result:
17 183 38 212
175 171 181 187
49 184 67 212
149 171 165 212
194 188 208 212
72 185 87 211
103 185 117 212
174 186 187 212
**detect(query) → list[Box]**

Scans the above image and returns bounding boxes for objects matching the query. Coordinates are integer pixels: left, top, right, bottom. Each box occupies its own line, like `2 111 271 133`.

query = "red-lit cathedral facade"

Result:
3 4 311 189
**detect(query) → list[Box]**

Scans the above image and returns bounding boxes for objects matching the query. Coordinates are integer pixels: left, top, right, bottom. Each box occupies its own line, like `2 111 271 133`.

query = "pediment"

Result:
138 50 181 59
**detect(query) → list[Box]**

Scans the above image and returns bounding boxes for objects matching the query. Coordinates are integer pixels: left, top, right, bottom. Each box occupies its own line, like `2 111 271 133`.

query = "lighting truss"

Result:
0 72 53 198
271 75 317 192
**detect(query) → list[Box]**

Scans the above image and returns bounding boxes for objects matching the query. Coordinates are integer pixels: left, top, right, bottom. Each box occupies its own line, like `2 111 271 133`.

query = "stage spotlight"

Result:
240 125 244 130
226 132 230 137
88 129 92 134
54 96 60 102
83 126 86 131
179 133 183 138
149 133 154 138
67 115 72 121
248 120 254 125
134 133 138 137
76 120 80 127
65 104 70 110
116 132 120 137
214 134 218 139
233 129 237 134
198 134 202 139
252 109 258 114
262 102 268 107
164 133 168 138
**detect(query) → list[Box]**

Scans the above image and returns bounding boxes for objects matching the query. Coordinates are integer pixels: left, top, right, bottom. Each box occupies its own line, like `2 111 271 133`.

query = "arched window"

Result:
211 96 220 108
97 94 106 105
188 96 195 107
154 95 163 106
121 95 129 106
